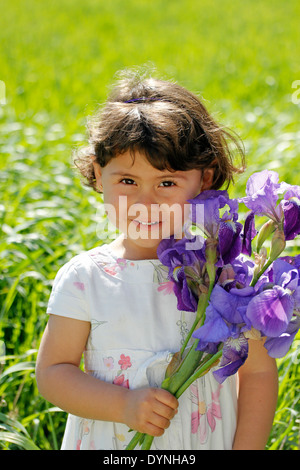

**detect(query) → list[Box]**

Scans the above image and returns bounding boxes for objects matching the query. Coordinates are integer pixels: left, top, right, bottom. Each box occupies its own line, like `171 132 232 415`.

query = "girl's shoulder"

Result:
86 243 126 274
58 243 167 285
53 244 112 280
57 243 134 279
86 243 166 284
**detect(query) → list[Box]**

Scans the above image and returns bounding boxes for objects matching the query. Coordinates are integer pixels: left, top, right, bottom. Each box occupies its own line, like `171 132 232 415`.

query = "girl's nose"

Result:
132 188 160 207
129 189 160 220
129 202 160 222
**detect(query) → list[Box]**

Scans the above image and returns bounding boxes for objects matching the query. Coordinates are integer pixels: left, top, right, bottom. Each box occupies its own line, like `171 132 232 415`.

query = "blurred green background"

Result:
0 0 299 450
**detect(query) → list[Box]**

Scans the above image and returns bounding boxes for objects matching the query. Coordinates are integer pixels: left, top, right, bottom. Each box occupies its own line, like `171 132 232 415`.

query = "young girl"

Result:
36 70 278 450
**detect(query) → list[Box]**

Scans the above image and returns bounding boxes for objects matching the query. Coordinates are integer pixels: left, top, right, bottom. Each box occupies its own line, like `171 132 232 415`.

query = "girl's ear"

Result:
92 160 103 192
201 168 214 190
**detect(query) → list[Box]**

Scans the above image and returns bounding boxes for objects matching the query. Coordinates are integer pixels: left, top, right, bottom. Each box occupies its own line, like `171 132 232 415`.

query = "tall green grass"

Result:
0 0 299 449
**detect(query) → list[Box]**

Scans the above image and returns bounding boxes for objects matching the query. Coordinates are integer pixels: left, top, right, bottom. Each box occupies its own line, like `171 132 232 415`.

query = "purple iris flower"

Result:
264 316 300 358
187 190 230 237
218 219 243 264
172 267 199 312
192 273 252 384
239 170 300 242
241 211 257 256
213 334 249 384
157 235 205 312
278 254 300 269
246 257 300 342
187 190 243 265
281 186 300 240
261 255 300 357
239 170 290 220
230 254 255 288
271 257 300 290
246 286 294 337
193 284 255 350
156 178 300 386
157 235 202 269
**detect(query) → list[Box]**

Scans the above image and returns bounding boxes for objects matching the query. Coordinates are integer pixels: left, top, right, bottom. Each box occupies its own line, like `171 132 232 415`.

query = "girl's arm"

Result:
36 315 178 437
232 338 278 450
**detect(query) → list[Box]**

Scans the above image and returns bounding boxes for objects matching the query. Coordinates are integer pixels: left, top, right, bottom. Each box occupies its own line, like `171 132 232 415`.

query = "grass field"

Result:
0 0 299 450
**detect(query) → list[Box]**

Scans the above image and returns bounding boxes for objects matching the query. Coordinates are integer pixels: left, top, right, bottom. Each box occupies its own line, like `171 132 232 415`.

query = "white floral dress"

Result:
46 243 237 450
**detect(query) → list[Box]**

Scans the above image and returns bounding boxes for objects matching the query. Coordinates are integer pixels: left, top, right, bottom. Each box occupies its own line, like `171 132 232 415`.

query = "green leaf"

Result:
0 412 30 437
0 361 36 382
0 431 40 450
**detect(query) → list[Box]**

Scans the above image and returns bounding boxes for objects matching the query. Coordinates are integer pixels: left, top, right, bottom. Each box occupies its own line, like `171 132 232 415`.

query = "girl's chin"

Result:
124 236 163 248
119 237 161 260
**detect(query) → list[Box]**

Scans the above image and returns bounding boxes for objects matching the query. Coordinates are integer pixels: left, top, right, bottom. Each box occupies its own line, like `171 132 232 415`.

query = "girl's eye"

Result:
160 181 176 187
120 178 136 185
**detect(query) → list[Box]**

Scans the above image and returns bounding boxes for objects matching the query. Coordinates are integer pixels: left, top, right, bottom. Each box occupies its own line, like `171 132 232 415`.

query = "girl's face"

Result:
93 150 213 259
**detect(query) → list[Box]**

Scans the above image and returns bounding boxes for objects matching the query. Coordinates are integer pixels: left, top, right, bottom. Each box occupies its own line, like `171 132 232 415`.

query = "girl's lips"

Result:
132 219 162 226
134 219 160 224
130 220 163 231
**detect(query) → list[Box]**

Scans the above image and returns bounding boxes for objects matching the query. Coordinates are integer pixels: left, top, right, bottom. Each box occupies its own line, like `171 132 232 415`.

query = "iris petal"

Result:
246 286 294 337
193 313 231 344
264 317 300 357
282 199 300 241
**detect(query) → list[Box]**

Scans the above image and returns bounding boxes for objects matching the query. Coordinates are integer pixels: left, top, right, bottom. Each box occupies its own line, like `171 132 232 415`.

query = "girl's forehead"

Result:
105 150 175 175
102 150 203 183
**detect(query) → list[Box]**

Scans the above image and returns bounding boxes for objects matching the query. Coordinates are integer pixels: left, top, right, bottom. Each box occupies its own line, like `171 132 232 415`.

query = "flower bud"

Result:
205 238 218 264
254 246 267 267
165 352 182 379
256 219 276 253
269 228 286 261
204 238 218 282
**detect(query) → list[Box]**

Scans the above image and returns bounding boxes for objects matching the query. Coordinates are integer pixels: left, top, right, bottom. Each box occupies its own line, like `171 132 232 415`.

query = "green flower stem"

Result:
250 258 273 287
179 301 203 356
132 348 224 451
251 228 286 287
125 342 203 450
126 431 144 450
125 341 203 451
141 434 154 450
125 267 217 451
180 279 215 356
161 340 203 395
174 348 223 399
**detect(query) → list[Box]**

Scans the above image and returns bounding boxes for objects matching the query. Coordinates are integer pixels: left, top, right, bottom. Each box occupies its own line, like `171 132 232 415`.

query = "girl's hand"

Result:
123 387 179 437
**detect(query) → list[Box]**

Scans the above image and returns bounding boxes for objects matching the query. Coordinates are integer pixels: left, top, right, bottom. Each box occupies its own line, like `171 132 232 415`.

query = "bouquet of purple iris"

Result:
126 170 300 450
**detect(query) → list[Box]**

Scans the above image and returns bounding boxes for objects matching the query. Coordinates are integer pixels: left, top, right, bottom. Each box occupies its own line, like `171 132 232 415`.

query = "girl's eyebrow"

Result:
110 171 137 177
110 171 187 180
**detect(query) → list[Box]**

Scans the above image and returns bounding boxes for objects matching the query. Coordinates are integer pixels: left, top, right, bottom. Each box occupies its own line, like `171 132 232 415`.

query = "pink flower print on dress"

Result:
103 259 128 276
116 258 128 270
76 439 81 450
190 388 208 443
103 265 118 276
113 374 129 389
190 383 222 443
76 418 91 449
157 280 174 295
73 282 85 291
82 419 90 434
207 385 222 432
89 440 96 450
118 354 132 370
103 356 114 370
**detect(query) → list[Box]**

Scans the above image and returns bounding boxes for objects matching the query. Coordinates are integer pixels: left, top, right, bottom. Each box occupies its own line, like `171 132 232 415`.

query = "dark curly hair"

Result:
73 68 245 192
